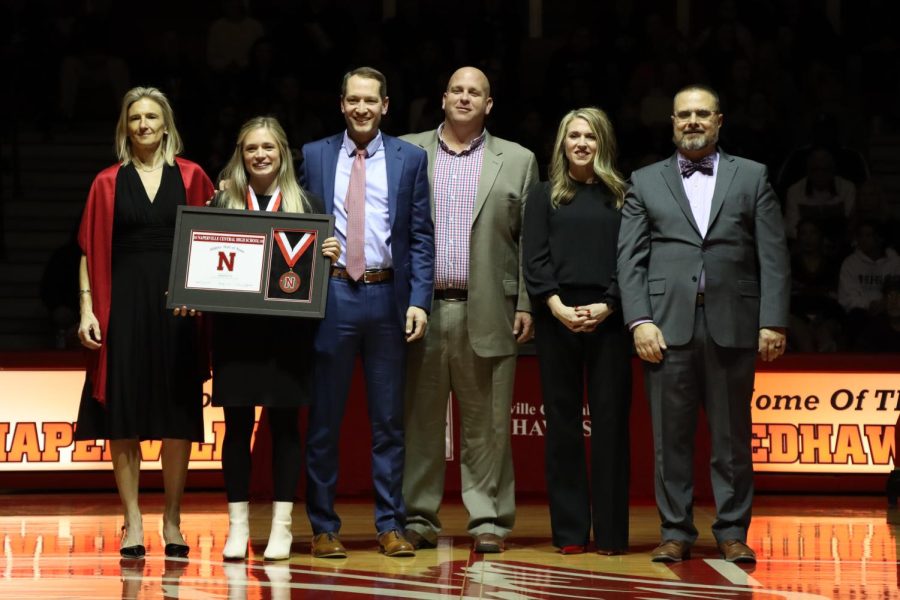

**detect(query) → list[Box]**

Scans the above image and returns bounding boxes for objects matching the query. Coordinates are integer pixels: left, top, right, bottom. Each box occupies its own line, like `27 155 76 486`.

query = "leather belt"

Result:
696 292 705 306
330 266 393 284
434 288 468 301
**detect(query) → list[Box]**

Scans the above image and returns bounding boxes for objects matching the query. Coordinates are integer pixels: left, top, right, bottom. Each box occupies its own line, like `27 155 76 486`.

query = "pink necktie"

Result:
345 148 367 281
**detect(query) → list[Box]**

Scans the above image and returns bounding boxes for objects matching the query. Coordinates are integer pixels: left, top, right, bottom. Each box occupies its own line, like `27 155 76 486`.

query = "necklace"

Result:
134 158 163 173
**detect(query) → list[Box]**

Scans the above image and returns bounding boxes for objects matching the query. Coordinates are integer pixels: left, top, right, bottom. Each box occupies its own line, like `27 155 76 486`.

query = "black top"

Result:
790 251 843 318
523 180 621 307
208 190 324 408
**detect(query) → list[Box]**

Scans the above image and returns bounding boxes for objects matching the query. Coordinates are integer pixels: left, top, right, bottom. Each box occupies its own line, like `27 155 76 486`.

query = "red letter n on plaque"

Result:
217 252 236 271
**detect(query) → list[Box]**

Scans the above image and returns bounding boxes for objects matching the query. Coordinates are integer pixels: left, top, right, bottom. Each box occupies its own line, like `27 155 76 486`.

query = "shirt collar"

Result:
342 131 383 157
437 123 486 156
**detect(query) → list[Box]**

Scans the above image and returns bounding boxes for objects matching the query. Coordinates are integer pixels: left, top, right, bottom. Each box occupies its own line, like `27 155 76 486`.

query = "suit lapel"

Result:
322 135 341 214
474 133 501 224
423 132 437 187
383 135 403 228
660 154 702 238
707 150 737 232
422 131 438 219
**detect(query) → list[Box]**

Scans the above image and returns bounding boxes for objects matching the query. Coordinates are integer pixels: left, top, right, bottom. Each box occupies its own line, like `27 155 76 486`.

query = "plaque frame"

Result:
166 206 335 318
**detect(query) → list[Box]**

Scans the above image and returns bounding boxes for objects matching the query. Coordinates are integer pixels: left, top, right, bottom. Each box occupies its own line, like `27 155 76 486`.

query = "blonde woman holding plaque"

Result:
210 116 340 560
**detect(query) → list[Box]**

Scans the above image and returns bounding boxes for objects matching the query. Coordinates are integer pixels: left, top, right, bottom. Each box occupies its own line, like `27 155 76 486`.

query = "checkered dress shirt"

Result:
433 124 486 289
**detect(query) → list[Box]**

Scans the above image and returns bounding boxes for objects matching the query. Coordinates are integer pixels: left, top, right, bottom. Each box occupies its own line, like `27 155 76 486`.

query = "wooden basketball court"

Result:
0 492 895 598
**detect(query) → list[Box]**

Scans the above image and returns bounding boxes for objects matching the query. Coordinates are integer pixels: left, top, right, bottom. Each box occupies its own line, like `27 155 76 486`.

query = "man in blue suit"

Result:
300 66 434 558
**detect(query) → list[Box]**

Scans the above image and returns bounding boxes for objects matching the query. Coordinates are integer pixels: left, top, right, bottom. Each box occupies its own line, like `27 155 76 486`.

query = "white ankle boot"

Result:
263 501 294 560
223 501 250 559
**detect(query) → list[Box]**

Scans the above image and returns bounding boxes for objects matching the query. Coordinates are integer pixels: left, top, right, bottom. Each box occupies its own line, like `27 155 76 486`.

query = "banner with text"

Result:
0 371 259 471
0 369 896 473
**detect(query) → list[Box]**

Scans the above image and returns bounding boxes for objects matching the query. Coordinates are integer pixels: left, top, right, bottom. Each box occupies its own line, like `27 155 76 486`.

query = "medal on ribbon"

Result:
274 230 315 294
246 186 282 212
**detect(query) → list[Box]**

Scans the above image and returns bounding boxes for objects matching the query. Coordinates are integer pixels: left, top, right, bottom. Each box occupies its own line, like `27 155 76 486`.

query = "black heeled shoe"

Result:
164 542 190 558
120 526 146 559
887 469 900 507
163 527 190 558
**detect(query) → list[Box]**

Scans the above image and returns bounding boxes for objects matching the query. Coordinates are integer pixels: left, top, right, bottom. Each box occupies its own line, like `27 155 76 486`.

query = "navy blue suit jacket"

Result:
300 132 434 325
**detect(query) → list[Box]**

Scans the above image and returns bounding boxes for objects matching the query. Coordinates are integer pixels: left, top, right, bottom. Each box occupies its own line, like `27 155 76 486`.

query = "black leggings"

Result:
222 407 301 502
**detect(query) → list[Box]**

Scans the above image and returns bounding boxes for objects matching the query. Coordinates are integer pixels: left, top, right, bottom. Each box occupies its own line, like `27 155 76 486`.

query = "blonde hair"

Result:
549 107 626 209
216 116 308 214
115 86 182 165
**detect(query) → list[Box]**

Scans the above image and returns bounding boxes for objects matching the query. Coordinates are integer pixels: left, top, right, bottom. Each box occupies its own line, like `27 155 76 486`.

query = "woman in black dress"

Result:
523 107 631 555
75 87 214 558
211 117 340 560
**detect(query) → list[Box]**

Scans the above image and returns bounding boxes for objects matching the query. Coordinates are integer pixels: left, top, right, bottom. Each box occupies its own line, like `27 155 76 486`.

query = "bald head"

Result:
447 67 491 97
442 66 493 129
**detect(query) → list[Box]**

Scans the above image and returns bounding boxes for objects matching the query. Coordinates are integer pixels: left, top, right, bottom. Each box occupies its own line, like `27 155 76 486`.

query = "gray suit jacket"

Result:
617 150 790 349
402 129 539 357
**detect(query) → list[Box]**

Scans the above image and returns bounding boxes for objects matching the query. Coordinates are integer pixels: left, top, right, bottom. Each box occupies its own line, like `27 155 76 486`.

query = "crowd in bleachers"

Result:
4 0 900 352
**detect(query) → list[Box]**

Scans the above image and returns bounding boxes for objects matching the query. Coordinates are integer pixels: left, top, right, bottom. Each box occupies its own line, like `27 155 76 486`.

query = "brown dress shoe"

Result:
311 532 347 558
473 532 505 553
404 529 436 550
650 540 691 562
377 530 415 557
718 539 756 563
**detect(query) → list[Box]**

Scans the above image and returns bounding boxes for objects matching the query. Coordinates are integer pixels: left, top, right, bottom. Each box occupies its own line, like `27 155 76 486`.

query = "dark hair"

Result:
673 83 721 112
795 218 823 234
855 219 884 237
341 66 387 99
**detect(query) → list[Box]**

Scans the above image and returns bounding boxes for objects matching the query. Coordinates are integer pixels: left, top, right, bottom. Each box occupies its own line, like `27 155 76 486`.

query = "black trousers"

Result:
222 406 302 502
533 291 632 551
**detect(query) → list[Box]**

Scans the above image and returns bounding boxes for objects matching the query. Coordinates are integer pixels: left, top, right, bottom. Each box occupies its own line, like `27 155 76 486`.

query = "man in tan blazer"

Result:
401 66 538 552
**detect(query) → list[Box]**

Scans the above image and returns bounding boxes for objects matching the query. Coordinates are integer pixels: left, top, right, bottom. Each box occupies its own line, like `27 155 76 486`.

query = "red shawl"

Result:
78 157 214 403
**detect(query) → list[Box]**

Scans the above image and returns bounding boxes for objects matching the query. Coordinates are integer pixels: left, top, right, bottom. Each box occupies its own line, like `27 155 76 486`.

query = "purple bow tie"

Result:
679 155 714 178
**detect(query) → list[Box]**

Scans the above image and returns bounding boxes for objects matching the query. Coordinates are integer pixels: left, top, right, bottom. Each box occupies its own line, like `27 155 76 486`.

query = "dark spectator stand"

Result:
2 352 896 500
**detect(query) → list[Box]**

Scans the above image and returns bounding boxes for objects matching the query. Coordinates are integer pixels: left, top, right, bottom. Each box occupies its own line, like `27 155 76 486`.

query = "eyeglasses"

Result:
673 110 719 122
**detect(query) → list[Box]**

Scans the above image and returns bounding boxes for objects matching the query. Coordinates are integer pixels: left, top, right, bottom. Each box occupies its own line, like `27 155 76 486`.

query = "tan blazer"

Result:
401 129 539 357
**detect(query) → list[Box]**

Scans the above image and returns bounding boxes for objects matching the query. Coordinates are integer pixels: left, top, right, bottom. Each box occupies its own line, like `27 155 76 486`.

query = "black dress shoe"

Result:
120 543 147 559
164 543 190 558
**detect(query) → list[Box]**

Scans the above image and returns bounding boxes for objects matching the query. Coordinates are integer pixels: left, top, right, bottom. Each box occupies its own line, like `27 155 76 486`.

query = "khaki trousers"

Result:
403 299 516 542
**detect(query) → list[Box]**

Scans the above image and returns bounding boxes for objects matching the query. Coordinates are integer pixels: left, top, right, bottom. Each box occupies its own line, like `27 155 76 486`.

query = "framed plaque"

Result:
166 206 334 318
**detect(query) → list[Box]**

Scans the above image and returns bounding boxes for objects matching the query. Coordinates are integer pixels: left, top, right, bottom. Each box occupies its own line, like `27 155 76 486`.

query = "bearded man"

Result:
617 84 790 563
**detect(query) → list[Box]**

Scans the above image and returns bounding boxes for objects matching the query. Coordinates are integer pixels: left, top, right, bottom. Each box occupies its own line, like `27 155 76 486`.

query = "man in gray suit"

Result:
617 84 790 563
401 66 538 553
